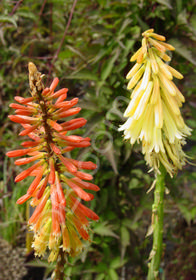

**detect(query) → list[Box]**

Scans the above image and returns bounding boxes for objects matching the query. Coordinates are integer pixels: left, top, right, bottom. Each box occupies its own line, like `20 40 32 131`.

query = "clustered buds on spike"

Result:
119 29 191 176
6 62 99 261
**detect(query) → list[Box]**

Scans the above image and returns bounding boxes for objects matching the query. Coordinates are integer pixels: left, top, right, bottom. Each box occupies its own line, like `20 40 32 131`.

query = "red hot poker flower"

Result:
6 62 99 260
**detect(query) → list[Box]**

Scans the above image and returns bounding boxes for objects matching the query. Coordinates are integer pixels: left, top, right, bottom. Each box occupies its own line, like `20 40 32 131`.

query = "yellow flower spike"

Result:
120 29 191 176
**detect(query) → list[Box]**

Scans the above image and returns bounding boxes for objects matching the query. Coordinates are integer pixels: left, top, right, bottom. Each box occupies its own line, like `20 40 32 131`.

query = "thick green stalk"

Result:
147 165 166 280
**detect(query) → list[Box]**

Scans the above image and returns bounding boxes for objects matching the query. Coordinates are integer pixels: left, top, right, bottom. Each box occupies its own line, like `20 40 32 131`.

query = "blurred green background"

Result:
0 0 196 279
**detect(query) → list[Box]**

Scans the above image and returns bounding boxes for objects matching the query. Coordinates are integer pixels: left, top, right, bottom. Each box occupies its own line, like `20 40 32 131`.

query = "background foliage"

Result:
0 0 196 279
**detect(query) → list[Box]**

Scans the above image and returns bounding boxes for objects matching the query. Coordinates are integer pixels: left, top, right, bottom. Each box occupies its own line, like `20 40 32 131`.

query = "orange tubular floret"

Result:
68 159 97 170
61 118 87 131
54 107 81 119
48 119 63 132
55 93 68 104
21 141 40 147
36 174 49 199
17 193 31 204
51 186 61 236
66 179 94 201
54 98 78 109
57 204 66 224
6 146 39 157
19 124 38 136
14 153 43 165
48 158 56 184
75 171 93 181
55 172 66 207
58 154 77 173
69 195 99 221
70 214 89 240
14 96 34 104
50 143 61 155
29 189 50 224
15 160 43 182
62 225 70 252
50 88 68 99
8 115 37 124
27 165 45 195
50 77 59 92
15 109 33 116
71 177 100 191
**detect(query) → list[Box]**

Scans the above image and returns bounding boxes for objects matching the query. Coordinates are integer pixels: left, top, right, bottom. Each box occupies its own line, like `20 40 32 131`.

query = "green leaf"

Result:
94 221 119 238
101 48 120 81
95 273 105 280
110 256 127 269
108 268 119 280
169 38 196 65
0 15 17 27
156 0 172 9
102 141 118 174
120 226 130 248
66 69 98 81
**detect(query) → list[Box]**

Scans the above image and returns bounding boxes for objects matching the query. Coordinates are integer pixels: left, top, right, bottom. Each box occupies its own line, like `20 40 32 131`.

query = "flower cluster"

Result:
6 62 99 261
119 29 191 176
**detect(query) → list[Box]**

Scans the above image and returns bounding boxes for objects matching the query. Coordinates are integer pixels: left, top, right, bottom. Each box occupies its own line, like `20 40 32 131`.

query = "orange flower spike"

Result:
7 62 99 261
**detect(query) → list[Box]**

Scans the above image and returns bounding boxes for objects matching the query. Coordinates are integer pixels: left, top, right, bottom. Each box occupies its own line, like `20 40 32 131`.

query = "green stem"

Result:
147 165 166 280
53 248 66 280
